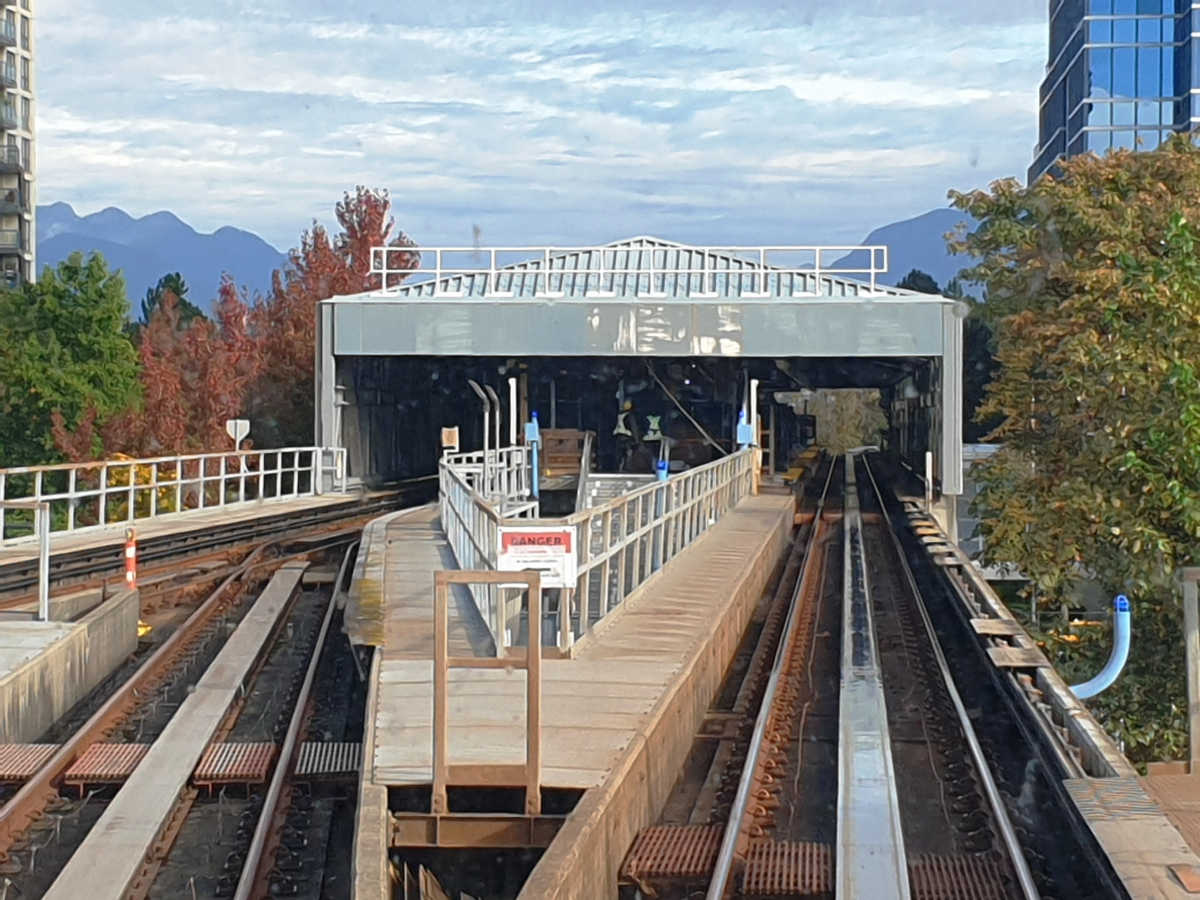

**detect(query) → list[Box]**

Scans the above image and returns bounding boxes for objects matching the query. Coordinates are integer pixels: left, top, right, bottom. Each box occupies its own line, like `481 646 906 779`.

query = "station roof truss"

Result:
323 236 957 359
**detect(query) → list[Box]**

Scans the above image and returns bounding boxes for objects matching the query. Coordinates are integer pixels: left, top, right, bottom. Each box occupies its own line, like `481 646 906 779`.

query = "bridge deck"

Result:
361 492 796 792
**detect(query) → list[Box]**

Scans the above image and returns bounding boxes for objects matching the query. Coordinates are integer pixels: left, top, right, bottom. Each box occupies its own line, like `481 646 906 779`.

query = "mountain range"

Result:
34 202 974 313
37 202 287 313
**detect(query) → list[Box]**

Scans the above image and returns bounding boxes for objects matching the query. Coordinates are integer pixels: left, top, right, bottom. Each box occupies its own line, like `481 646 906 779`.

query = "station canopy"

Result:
323 236 956 360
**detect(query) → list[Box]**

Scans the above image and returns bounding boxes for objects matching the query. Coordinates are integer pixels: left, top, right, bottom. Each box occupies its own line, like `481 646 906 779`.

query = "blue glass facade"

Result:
1030 0 1192 181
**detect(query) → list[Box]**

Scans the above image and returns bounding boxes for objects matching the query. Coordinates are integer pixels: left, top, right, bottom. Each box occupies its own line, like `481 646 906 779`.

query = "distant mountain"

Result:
36 202 287 314
839 208 979 291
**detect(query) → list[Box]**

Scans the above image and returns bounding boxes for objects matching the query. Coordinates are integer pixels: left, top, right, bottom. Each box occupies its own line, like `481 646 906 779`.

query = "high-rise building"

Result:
1031 0 1182 182
0 0 33 286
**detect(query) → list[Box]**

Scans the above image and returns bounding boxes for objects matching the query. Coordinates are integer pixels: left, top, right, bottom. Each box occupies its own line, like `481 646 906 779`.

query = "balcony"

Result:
0 145 19 173
0 21 15 48
0 188 23 215
0 229 21 251
0 103 18 131
0 64 15 91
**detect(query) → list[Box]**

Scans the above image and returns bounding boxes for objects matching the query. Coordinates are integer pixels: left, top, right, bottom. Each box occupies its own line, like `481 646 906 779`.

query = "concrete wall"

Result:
517 500 793 900
0 587 139 743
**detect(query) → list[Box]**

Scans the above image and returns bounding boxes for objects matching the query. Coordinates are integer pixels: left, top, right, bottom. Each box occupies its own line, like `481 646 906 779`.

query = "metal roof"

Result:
362 236 925 302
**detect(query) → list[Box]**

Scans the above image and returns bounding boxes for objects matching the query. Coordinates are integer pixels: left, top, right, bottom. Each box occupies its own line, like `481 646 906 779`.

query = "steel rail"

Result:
706 458 837 900
860 454 1041 900
0 529 358 855
0 490 415 598
233 540 359 900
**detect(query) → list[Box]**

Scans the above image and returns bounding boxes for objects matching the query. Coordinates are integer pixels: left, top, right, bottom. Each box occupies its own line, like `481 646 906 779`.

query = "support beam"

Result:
315 301 337 448
940 304 963 496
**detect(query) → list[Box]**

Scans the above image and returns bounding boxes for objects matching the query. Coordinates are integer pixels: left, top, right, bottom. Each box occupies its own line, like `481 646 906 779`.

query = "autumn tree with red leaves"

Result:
49 187 414 462
53 281 263 461
248 186 416 446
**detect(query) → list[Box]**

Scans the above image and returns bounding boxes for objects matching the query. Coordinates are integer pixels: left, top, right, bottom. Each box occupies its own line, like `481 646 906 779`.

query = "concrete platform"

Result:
0 492 360 569
42 562 307 900
0 588 139 742
352 492 795 899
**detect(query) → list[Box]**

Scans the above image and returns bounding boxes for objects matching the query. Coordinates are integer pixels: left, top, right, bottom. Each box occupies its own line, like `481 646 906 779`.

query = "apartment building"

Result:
0 0 33 286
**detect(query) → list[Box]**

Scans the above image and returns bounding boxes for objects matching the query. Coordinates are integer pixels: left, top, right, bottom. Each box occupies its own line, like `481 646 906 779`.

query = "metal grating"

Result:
909 854 1010 900
193 742 275 784
620 825 722 880
295 741 361 778
64 743 150 783
0 744 58 781
743 840 832 895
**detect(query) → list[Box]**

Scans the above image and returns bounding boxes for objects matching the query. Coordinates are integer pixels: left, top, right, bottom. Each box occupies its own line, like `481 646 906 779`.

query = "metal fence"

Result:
370 243 892 299
439 447 756 652
0 447 348 543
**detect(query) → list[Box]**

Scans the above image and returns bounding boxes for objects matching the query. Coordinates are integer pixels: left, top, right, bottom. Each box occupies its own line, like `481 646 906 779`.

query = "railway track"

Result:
0 486 435 897
622 452 1122 899
0 482 434 602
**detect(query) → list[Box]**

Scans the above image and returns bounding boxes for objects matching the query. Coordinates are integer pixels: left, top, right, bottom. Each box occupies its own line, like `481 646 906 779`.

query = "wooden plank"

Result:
988 646 1049 668
971 618 1026 636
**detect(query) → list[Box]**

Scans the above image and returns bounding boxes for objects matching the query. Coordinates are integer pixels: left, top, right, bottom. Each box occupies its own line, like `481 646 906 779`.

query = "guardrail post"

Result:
1185 568 1200 774
37 503 49 622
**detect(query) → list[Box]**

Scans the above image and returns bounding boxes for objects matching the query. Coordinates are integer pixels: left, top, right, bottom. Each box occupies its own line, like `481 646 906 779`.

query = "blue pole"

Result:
1071 595 1132 699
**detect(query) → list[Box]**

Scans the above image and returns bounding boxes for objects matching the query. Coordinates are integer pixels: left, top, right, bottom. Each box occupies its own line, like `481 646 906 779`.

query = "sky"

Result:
36 0 1047 252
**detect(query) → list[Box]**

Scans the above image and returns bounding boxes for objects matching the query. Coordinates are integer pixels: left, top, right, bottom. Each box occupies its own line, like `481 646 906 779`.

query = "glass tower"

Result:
1030 0 1185 181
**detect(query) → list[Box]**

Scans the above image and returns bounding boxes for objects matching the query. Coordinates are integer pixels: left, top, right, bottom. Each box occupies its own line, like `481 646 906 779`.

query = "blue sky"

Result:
37 0 1045 251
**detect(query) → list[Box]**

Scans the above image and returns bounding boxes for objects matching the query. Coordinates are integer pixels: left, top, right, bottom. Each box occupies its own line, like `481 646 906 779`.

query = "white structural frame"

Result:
0 447 348 544
0 499 49 619
369 243 891 298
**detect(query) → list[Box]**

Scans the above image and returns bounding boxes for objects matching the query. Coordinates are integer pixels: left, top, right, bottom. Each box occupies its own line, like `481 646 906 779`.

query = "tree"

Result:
896 268 941 294
137 273 205 330
0 252 140 465
54 279 263 460
948 134 1200 761
248 186 417 446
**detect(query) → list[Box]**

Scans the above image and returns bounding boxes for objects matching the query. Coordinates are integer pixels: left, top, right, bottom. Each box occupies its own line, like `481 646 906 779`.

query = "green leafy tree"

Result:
948 135 1200 762
0 252 141 465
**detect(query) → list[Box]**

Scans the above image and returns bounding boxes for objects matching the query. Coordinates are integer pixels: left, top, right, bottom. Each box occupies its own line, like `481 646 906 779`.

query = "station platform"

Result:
351 490 796 899
0 492 361 571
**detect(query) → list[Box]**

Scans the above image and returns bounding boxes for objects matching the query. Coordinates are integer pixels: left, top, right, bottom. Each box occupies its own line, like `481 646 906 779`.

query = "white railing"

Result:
441 445 534 510
0 447 349 544
438 447 756 652
439 451 538 646
369 243 892 298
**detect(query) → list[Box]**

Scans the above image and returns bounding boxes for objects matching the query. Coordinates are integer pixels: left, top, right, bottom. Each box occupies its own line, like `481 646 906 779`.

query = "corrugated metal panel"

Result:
295 741 362 777
64 743 150 783
0 743 58 781
193 742 276 784
389 239 901 301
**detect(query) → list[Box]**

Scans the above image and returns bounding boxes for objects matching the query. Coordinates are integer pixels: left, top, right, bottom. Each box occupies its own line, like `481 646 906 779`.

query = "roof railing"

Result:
368 242 892 300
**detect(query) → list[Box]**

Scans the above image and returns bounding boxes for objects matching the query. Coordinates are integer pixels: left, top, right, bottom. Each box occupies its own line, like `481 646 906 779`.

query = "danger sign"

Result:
497 525 577 588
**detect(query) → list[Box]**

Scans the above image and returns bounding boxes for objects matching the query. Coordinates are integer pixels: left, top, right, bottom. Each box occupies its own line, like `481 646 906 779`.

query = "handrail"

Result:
573 431 594 514
0 446 349 543
369 243 893 298
438 447 756 651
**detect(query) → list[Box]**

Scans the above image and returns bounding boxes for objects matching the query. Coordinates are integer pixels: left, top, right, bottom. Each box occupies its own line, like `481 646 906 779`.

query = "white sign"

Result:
497 525 577 589
225 419 250 446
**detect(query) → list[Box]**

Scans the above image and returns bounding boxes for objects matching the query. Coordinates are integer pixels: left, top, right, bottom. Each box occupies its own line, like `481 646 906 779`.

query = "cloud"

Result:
35 0 1045 258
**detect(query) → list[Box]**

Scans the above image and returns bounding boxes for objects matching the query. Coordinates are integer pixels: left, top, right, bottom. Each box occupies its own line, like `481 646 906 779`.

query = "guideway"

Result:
41 561 309 900
352 447 797 900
